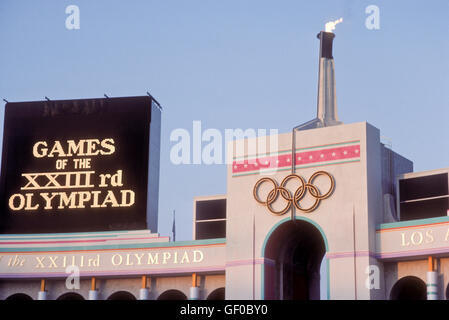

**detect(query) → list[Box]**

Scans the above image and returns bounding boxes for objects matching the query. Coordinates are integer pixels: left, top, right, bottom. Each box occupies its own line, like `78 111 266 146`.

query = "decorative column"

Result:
37 279 47 300
189 273 200 300
427 257 438 300
139 275 150 300
88 277 99 300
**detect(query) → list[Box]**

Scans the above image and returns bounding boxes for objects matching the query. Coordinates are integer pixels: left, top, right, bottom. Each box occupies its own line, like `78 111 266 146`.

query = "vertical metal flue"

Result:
295 24 342 131
316 31 341 127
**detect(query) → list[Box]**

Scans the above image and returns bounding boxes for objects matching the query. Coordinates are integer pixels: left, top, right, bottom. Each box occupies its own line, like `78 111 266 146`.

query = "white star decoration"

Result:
234 146 361 172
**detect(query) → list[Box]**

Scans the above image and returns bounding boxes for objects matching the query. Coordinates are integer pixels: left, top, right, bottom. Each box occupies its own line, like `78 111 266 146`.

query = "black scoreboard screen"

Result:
0 96 160 233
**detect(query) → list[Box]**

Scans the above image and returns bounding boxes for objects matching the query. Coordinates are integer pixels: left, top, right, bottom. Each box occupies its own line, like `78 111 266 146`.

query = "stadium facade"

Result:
0 29 448 300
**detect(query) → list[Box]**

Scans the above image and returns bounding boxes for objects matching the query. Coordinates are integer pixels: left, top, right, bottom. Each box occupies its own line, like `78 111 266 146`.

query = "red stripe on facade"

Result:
232 144 360 174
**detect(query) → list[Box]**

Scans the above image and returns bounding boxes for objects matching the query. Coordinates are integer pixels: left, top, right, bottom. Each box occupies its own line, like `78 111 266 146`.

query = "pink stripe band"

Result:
232 144 360 174
0 236 168 246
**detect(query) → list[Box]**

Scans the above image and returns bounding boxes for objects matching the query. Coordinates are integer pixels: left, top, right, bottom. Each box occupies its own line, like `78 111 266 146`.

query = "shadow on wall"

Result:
446 283 449 300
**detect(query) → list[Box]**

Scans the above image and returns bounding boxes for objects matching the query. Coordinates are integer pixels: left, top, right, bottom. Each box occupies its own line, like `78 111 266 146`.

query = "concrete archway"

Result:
107 291 136 300
262 218 327 300
6 293 33 300
390 276 426 300
157 289 187 300
207 287 225 300
57 292 85 300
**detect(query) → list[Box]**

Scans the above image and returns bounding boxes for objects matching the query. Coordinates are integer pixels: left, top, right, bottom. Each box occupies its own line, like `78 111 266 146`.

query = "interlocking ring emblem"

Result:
253 171 335 215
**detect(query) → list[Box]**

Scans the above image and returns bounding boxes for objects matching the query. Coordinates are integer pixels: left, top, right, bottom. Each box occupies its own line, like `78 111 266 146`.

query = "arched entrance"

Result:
390 276 427 300
57 292 85 300
6 293 33 301
263 219 327 300
157 289 187 300
207 287 225 300
107 291 136 300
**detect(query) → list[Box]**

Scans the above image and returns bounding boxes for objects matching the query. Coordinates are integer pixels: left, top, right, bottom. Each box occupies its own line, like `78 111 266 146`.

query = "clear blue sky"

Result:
0 1 448 240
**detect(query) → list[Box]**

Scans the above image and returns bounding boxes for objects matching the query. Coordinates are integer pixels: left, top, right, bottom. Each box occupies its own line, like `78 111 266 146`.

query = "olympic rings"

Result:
253 171 335 215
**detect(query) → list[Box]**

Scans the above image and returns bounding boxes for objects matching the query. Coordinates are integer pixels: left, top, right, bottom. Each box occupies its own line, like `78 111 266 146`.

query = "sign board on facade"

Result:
0 96 160 233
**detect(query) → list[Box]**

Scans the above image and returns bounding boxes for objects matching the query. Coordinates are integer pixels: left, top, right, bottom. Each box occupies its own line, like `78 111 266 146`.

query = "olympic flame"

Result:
325 17 343 32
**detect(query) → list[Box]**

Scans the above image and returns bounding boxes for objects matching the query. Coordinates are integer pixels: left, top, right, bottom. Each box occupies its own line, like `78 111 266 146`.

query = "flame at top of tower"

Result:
325 18 343 33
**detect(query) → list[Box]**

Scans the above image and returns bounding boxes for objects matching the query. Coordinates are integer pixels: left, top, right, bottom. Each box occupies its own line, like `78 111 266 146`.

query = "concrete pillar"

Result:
38 279 47 300
427 257 439 300
88 290 99 300
89 277 99 300
37 291 47 300
190 287 200 300
139 288 150 300
427 271 438 300
190 273 200 300
138 275 150 300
